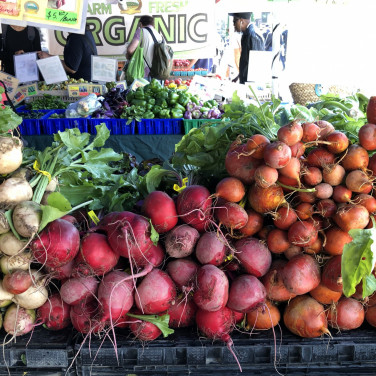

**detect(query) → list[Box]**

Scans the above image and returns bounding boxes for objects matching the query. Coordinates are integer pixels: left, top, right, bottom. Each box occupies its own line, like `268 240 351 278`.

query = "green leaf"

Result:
362 274 376 299
342 227 376 297
39 192 72 232
4 209 21 240
55 128 91 151
126 313 174 338
149 219 159 245
92 124 111 148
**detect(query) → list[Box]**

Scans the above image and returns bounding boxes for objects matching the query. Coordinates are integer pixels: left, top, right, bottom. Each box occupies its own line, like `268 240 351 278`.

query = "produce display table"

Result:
23 134 183 162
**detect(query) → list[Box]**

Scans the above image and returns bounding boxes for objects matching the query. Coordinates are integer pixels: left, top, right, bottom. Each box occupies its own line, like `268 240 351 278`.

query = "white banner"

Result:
48 0 216 58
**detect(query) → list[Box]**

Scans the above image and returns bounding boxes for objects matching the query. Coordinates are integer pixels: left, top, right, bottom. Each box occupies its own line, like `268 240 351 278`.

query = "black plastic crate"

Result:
0 326 75 375
73 326 376 375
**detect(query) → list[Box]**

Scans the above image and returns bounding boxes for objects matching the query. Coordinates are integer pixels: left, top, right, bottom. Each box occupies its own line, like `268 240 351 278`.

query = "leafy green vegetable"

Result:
126 312 174 338
0 106 23 134
342 226 376 298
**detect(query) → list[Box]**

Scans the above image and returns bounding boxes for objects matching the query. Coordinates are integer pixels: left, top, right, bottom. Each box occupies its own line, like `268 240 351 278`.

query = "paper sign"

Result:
14 52 39 83
0 71 19 99
247 51 274 83
68 83 106 97
20 82 38 97
0 0 23 20
91 56 117 83
36 55 68 85
187 75 220 100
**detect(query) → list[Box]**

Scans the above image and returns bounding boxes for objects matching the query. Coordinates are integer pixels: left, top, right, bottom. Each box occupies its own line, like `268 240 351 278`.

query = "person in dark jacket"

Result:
38 25 97 81
229 12 265 84
0 24 41 76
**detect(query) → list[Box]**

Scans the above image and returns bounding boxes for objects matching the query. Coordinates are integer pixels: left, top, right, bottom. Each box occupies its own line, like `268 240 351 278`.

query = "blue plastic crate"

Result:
43 109 89 134
137 119 155 135
89 118 119 135
120 119 136 135
17 110 53 135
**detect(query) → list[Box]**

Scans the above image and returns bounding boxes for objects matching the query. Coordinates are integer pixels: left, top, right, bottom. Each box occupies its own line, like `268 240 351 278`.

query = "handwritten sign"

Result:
14 52 39 83
46 9 78 24
36 56 68 85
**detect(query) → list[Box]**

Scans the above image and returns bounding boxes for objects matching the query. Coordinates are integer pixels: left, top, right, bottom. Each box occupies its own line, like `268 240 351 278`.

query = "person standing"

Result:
0 24 41 76
126 15 163 80
38 24 97 82
229 12 265 84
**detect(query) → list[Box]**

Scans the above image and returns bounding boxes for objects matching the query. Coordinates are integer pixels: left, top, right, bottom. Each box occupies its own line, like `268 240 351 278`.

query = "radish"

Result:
327 297 364 330
284 245 302 260
225 144 262 184
304 236 323 255
325 131 349 154
316 199 337 218
332 185 352 203
282 254 321 295
139 242 165 268
0 136 23 174
303 166 322 186
354 194 376 214
239 209 263 236
37 293 71 330
315 183 333 199
341 144 369 171
261 260 296 302
3 303 35 337
166 258 198 291
295 202 314 220
277 120 303 146
345 170 373 194
0 210 10 234
0 178 33 209
302 122 320 142
70 300 100 334
164 224 200 258
283 296 329 338
196 307 241 371
227 274 266 313
129 313 162 341
321 255 342 292
245 134 270 159
3 270 32 295
288 220 318 247
358 123 376 151
0 232 27 256
141 191 178 233
368 154 376 176
273 206 298 230
322 164 345 186
290 141 305 158
278 157 301 182
315 120 335 139
60 276 98 306
277 174 299 190
74 233 119 276
135 268 176 314
193 264 229 312
45 259 74 280
310 282 342 305
0 251 32 274
246 300 280 330
264 141 291 169
215 201 248 231
306 148 335 169
324 226 352 256
176 185 213 232
215 177 245 203
0 280 13 307
195 231 227 266
248 183 285 214
333 204 369 232
367 96 376 123
12 201 42 238
254 165 279 188
267 228 290 254
298 191 316 203
31 218 80 269
366 305 376 328
235 237 272 278
168 295 197 328
97 270 134 324
96 211 153 263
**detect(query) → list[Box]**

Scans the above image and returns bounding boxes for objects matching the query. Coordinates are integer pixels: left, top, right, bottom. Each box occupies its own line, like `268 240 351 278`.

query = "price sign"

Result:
45 9 78 25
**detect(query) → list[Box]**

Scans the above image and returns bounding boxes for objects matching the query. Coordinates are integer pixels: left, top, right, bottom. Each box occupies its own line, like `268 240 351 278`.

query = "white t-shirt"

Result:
140 26 163 70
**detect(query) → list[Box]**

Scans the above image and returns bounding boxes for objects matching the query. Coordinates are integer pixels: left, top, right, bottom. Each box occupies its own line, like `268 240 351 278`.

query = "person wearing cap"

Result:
229 12 265 84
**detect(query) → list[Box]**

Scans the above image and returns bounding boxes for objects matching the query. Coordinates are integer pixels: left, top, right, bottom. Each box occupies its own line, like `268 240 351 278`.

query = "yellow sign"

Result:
0 72 19 100
0 0 88 32
118 0 143 15
68 83 106 97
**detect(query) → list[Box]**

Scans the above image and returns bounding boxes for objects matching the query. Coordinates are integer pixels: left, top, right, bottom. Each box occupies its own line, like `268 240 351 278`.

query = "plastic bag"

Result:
125 30 145 84
65 94 103 118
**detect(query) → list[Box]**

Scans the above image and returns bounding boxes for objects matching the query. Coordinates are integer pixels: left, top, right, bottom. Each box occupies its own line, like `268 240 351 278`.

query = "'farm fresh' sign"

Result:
48 0 215 58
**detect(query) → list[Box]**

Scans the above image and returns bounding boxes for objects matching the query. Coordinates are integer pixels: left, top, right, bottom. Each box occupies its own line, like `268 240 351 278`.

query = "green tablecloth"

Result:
23 134 183 162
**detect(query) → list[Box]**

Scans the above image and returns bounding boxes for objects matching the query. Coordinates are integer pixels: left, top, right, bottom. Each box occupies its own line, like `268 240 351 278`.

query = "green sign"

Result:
46 9 78 24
